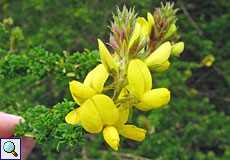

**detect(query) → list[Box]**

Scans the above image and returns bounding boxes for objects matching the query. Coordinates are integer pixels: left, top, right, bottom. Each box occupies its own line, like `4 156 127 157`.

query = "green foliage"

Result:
13 100 85 151
0 0 229 160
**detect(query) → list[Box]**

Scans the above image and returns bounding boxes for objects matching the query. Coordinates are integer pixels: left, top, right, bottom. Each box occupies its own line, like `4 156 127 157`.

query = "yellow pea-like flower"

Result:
152 60 171 72
98 39 118 73
147 12 155 34
69 64 108 105
171 42 184 56
127 59 171 111
66 94 121 150
144 41 171 67
103 126 120 151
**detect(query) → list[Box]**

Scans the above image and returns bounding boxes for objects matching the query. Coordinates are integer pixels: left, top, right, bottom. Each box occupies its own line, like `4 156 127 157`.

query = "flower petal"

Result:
137 17 149 36
127 59 152 99
141 88 170 108
135 102 153 111
69 81 97 105
98 39 118 73
80 98 103 133
152 61 170 72
144 42 171 67
119 125 146 141
103 126 120 151
128 22 141 49
65 108 81 125
91 94 119 126
84 64 109 93
147 12 155 34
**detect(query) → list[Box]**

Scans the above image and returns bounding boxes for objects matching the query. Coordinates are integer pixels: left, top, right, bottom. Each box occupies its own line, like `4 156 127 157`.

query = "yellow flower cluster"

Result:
65 8 184 151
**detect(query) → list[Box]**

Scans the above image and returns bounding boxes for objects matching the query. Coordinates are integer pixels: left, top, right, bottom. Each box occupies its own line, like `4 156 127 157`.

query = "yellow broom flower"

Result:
127 59 170 111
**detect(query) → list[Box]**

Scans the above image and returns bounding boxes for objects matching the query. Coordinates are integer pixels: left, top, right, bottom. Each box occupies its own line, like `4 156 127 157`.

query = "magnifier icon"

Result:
3 141 18 157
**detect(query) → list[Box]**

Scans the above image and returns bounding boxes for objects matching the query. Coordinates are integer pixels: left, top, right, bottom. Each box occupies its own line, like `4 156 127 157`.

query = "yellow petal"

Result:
80 98 103 133
127 59 152 99
171 42 184 56
65 108 81 125
144 42 171 67
137 17 149 36
92 94 119 126
135 102 153 111
152 61 171 72
98 39 118 73
128 22 141 49
116 88 130 126
141 88 170 108
119 125 146 141
103 126 120 151
84 64 109 93
69 81 97 105
117 104 130 127
147 12 155 34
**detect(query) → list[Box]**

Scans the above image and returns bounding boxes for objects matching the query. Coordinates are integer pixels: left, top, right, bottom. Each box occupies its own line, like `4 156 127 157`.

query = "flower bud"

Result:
164 23 176 40
144 42 171 67
98 39 118 74
171 42 184 56
103 126 120 151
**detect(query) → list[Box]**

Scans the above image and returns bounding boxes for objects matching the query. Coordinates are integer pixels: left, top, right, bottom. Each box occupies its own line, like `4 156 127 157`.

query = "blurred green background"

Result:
0 0 230 159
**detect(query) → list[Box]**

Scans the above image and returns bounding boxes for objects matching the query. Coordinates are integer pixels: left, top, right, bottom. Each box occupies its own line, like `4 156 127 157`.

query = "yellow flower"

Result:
171 42 184 56
69 64 108 105
127 59 170 111
66 91 147 150
98 39 118 73
66 94 120 150
144 42 171 67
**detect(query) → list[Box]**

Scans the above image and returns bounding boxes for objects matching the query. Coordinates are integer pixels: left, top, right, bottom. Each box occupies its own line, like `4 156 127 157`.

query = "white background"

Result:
1 138 21 160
